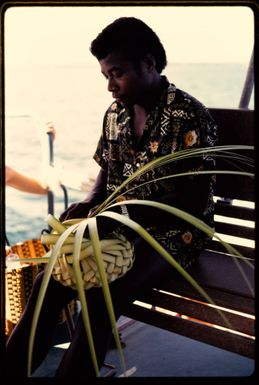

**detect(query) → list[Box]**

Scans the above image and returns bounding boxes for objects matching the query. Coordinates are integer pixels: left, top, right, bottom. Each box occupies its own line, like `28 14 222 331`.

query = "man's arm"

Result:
59 168 107 221
93 172 212 240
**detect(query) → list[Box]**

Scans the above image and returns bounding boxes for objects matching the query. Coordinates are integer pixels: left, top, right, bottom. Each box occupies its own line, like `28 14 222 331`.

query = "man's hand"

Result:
59 201 92 222
45 121 56 139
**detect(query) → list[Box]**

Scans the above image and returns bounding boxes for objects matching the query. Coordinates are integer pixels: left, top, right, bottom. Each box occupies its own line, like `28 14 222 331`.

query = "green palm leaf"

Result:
88 217 127 376
90 145 253 216
71 218 100 376
27 222 80 376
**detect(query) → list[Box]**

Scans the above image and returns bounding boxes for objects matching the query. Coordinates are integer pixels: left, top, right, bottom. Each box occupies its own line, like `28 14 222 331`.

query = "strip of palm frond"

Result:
90 145 253 216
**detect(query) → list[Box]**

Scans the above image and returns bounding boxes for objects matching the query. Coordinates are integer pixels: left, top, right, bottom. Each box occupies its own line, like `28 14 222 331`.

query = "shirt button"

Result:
136 163 140 168
116 195 126 202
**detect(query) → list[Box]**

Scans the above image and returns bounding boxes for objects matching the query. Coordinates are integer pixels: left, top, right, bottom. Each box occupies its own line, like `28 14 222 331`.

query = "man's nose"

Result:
107 78 118 93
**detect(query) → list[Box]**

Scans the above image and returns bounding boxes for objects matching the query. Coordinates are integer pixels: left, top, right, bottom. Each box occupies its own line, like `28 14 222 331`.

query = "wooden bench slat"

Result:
209 108 254 146
215 175 254 201
136 289 254 336
215 202 255 221
208 240 254 259
214 221 254 240
209 108 254 202
159 279 255 315
124 304 254 358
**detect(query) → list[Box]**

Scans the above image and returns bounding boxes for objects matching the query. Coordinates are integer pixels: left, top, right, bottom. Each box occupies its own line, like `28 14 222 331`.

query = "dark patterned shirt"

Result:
94 76 218 267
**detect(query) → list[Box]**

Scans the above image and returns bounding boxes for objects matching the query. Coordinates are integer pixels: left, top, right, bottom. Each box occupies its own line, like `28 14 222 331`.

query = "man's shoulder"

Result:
163 75 204 109
173 86 205 108
166 84 210 118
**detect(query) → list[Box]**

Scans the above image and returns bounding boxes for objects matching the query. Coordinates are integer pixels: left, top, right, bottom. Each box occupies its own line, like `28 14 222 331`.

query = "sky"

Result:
4 5 254 68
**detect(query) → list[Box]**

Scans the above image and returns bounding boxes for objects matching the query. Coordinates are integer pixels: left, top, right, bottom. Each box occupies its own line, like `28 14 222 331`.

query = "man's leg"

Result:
55 236 174 378
5 270 77 377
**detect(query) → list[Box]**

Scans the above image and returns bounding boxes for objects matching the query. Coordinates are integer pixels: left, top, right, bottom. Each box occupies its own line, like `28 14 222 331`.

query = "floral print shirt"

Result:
94 76 218 267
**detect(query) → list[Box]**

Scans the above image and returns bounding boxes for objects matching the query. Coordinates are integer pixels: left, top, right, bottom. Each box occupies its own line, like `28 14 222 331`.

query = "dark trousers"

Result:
5 236 175 379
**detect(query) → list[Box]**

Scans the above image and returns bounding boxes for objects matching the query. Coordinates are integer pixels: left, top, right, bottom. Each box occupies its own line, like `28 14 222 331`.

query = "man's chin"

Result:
115 98 126 107
116 98 133 108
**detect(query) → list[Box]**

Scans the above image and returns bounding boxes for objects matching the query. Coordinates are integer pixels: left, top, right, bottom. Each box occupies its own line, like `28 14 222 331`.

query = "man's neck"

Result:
136 74 164 113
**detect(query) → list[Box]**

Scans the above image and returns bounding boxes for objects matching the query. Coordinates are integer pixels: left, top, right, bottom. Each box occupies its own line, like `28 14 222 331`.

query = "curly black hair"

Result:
90 17 167 73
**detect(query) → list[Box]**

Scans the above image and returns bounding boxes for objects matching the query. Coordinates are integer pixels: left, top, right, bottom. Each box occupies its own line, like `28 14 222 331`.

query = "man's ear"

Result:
143 54 156 71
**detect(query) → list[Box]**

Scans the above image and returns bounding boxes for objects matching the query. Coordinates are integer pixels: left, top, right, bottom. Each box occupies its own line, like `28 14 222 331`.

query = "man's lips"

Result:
112 92 123 99
114 96 123 103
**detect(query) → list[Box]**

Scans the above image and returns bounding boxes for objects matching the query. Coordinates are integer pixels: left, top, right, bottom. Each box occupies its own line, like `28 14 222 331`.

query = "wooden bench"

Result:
123 108 255 359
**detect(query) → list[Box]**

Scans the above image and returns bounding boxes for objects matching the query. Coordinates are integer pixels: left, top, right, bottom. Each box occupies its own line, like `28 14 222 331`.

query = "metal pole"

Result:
239 47 254 109
47 132 54 217
46 132 75 336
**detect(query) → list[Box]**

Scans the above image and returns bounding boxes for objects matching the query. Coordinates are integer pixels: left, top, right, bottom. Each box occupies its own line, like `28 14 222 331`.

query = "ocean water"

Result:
4 63 254 245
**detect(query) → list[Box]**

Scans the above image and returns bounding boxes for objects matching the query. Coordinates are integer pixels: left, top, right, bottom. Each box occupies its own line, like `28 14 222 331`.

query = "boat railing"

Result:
5 112 69 217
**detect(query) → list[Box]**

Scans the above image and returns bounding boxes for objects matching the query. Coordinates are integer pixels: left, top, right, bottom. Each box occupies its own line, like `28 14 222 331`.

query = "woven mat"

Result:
5 239 77 337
